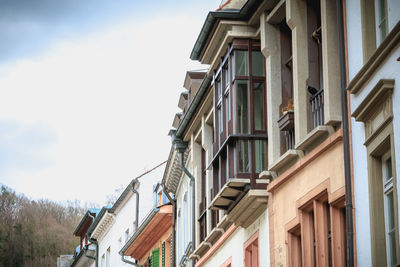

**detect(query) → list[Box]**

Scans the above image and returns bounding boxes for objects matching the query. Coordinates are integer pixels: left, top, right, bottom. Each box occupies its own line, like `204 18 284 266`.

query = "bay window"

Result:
211 38 267 198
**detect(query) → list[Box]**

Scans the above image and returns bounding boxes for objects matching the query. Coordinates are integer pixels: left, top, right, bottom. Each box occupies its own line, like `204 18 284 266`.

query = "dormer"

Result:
73 209 100 250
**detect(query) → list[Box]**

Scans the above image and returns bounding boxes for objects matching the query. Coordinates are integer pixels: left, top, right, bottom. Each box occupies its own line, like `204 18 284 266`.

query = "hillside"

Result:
0 185 86 267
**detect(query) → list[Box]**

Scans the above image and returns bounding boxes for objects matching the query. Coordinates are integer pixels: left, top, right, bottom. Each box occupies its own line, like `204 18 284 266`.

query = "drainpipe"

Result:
120 253 139 266
132 179 140 232
162 182 176 267
170 130 196 267
83 246 96 261
336 0 354 266
178 151 195 267
87 213 99 267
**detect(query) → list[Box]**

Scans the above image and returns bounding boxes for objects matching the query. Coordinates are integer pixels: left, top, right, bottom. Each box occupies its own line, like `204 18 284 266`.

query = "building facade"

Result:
120 183 173 267
346 0 400 266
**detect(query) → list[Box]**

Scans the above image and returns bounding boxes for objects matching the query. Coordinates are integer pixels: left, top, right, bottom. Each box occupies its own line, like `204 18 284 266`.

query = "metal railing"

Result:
309 87 324 128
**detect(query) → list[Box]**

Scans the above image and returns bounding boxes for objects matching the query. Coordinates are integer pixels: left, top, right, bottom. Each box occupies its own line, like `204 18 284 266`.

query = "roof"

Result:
87 178 139 238
73 208 101 236
190 0 263 61
120 204 173 259
162 147 189 194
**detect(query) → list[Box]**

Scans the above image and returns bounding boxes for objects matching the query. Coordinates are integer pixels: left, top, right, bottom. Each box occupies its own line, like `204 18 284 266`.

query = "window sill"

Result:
226 189 269 228
268 149 303 172
295 125 334 151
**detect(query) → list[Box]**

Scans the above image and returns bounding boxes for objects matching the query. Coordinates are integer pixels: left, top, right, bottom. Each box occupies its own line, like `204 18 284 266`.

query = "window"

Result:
382 150 397 266
278 20 295 154
287 193 346 267
101 254 106 267
352 79 397 266
244 232 259 267
212 38 267 193
375 0 388 45
106 247 110 267
199 148 207 243
221 257 232 267
307 0 324 130
125 228 129 242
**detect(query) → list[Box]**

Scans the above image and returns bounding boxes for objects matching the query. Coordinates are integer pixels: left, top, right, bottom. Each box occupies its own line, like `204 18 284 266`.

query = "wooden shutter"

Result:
152 248 159 267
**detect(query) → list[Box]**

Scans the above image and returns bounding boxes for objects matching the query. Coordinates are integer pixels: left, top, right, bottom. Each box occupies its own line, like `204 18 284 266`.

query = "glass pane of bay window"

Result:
218 106 223 134
254 140 266 173
253 83 264 131
225 94 230 122
224 65 230 89
237 81 249 133
252 51 265 77
235 50 249 76
217 78 222 99
238 140 250 173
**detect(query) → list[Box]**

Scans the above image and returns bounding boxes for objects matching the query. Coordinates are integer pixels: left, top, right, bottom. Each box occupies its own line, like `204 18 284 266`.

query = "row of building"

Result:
68 0 400 266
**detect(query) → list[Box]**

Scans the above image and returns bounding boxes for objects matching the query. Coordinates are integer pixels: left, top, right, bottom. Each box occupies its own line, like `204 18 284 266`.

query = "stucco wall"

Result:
271 141 345 266
349 42 400 267
201 209 270 267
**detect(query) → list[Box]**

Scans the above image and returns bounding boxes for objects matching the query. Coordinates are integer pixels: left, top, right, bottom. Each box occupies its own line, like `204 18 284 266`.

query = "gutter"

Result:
336 0 354 266
169 130 196 267
190 0 263 61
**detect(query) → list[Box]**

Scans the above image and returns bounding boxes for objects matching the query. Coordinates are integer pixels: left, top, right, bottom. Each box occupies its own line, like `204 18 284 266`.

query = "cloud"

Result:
0 120 55 175
0 0 211 63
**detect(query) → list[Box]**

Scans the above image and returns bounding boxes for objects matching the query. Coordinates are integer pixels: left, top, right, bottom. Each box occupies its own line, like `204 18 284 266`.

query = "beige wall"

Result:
270 140 345 266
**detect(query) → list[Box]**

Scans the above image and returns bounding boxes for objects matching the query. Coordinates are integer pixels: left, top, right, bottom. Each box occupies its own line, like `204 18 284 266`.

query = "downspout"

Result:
83 246 96 261
178 151 196 267
119 179 141 266
87 213 99 267
171 131 196 267
336 0 354 266
132 179 140 232
162 182 176 267
120 253 139 266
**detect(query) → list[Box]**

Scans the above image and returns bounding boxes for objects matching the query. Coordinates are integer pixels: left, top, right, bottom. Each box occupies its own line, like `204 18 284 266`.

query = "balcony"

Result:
308 86 324 128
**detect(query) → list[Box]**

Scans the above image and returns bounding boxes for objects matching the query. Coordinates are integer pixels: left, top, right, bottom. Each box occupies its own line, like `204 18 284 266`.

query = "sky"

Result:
0 0 218 206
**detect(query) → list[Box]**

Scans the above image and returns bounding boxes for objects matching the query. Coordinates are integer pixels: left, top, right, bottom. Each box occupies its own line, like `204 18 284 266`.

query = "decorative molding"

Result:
347 21 400 94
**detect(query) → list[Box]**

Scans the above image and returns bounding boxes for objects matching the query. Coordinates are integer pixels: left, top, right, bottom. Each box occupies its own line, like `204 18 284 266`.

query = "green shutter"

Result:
152 248 159 267
147 257 151 267
162 242 165 267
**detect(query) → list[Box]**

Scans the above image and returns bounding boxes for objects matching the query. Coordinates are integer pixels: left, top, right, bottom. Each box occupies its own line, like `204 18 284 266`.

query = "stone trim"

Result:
347 21 400 94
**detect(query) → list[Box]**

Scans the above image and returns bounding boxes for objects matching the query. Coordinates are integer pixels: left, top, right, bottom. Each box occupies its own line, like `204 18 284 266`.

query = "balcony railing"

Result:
308 87 324 128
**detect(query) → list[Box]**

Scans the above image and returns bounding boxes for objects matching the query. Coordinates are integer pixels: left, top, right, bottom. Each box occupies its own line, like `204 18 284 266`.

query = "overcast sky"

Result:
0 0 216 206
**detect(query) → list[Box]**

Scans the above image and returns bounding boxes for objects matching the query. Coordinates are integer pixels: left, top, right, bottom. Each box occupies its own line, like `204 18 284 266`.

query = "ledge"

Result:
268 149 302 172
189 215 231 260
226 189 269 228
259 170 277 180
295 125 334 151
347 21 400 94
209 178 250 210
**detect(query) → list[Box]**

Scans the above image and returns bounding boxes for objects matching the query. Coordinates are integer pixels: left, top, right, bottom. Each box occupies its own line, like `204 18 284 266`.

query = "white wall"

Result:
96 173 160 267
202 209 269 267
175 158 193 267
347 1 400 265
